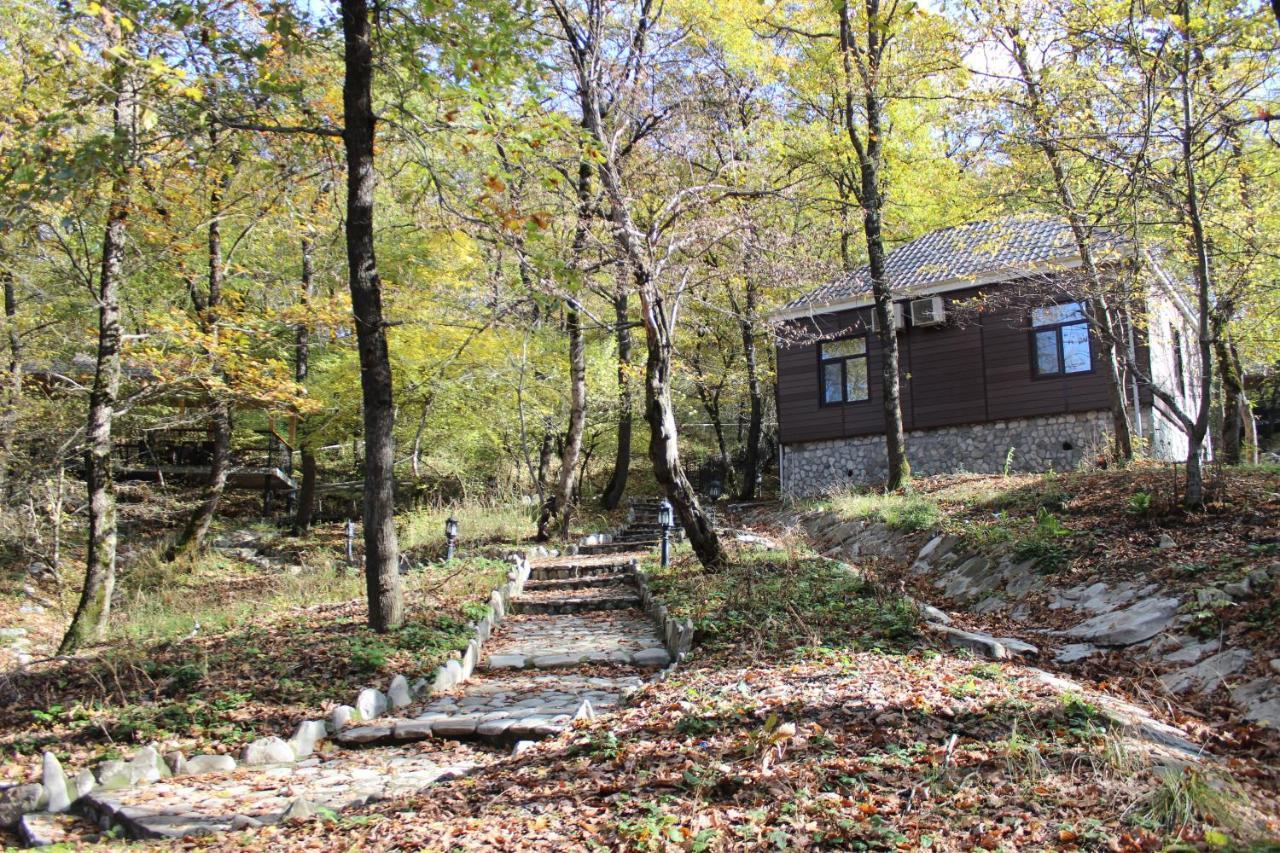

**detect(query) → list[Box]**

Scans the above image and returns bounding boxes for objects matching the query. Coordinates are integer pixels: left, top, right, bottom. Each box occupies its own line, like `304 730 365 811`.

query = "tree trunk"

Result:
535 302 586 541
1177 0 1214 509
341 0 402 631
738 274 763 500
409 395 432 480
1092 300 1134 461
170 402 231 557
1004 32 1133 462
637 271 727 569
600 286 632 509
535 417 555 502
554 300 586 537
710 389 730 487
293 234 316 534
1215 336 1255 464
692 363 731 488
841 0 909 490
559 0 726 570
60 76 131 653
0 270 19 499
537 151 592 540
170 128 232 559
295 450 317 532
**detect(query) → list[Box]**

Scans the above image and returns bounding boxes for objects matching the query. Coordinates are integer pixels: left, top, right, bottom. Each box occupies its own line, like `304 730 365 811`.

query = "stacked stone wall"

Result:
782 410 1114 497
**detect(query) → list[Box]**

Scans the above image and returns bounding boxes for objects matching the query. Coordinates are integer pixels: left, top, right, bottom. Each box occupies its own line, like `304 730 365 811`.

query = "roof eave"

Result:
769 255 1087 323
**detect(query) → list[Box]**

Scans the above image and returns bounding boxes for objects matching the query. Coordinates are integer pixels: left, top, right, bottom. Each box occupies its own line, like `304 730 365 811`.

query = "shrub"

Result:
1125 491 1153 516
347 637 392 674
1010 508 1072 569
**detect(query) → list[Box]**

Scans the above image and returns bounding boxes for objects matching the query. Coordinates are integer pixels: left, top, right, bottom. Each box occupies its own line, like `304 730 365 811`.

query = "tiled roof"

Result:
782 216 1120 314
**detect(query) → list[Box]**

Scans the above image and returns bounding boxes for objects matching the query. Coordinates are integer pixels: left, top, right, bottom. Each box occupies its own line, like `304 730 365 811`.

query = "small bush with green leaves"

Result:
347 617 475 675
347 636 392 674
1125 491 1153 516
1057 693 1116 740
1009 508 1073 569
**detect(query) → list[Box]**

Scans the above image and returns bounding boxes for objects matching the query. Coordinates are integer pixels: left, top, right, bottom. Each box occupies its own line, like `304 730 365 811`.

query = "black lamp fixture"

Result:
445 515 459 562
708 479 723 502
657 498 673 568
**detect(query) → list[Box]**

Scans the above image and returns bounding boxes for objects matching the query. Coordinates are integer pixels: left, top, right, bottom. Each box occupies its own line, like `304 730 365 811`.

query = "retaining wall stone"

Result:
782 410 1113 497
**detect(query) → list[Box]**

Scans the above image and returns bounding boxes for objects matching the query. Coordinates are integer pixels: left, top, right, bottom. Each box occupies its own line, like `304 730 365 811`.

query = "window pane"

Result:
845 357 869 401
821 337 866 359
1062 322 1091 373
823 362 844 403
1035 330 1061 375
1032 302 1086 327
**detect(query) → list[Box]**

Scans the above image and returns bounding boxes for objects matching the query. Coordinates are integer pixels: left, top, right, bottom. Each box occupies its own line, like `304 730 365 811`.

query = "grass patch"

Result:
826 491 942 533
114 554 364 644
1134 767 1249 838
400 503 533 554
645 546 920 657
5 552 508 765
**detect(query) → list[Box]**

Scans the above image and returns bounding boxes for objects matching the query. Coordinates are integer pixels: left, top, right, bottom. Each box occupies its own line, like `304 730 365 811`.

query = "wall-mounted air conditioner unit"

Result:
909 296 946 327
870 302 905 332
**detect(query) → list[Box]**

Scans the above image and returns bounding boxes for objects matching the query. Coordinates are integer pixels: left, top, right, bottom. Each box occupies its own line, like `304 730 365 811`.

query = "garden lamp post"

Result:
706 480 722 524
658 498 673 568
445 515 459 562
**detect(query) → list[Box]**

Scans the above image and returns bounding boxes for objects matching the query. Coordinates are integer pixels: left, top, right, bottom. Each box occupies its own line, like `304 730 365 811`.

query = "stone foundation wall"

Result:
782 410 1114 497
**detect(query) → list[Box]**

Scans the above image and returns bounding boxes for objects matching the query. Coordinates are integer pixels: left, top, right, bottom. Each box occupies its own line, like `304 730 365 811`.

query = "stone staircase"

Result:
8 547 689 845
572 498 681 557
331 554 672 749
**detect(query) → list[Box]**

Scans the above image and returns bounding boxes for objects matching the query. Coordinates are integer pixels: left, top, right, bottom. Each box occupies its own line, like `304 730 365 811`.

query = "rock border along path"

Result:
5 512 693 845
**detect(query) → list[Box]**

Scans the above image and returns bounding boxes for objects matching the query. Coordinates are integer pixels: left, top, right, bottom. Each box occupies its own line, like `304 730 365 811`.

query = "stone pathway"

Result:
335 552 671 748
11 547 674 843
74 742 484 840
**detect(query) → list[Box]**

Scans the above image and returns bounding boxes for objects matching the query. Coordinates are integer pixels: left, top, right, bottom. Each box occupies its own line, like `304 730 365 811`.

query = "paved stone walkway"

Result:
41 549 669 843
335 552 670 747
76 742 484 839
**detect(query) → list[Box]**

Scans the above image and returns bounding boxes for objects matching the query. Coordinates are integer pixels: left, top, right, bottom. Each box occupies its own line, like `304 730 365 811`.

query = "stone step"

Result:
336 674 642 747
485 646 671 670
512 595 641 615
618 531 678 542
576 540 657 555
336 714 572 748
528 562 634 581
524 575 634 592
479 609 672 671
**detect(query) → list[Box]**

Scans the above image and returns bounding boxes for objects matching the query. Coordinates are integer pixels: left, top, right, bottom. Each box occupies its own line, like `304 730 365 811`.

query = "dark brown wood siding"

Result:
776 280 1118 445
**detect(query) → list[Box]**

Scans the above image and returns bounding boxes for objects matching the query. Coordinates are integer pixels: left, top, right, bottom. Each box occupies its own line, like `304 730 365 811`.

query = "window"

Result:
819 336 869 404
1031 302 1091 377
1171 326 1186 397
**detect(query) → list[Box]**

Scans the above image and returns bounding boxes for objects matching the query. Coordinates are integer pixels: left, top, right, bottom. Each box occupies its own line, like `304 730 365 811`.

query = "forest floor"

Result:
0 490 578 792
208 542 1280 850
787 464 1280 763
1 470 1278 849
